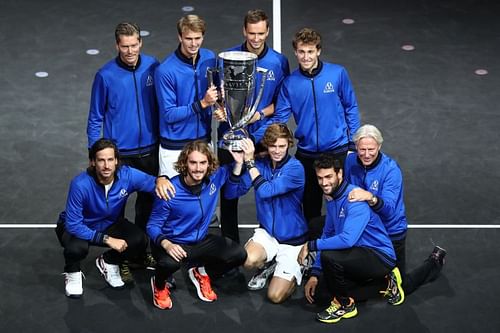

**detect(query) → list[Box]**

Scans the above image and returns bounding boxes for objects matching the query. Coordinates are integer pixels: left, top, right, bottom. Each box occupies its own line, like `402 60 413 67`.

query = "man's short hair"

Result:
174 140 218 176
177 15 206 36
89 138 120 162
313 154 342 173
262 123 294 148
244 9 269 29
353 124 384 146
292 27 322 51
114 22 141 43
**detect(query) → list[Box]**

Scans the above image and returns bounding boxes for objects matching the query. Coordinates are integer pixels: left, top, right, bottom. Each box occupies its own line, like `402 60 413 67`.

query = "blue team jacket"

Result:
64 166 156 243
225 155 308 245
344 152 408 239
147 165 236 245
275 61 360 155
309 181 396 273
155 46 216 149
87 55 159 156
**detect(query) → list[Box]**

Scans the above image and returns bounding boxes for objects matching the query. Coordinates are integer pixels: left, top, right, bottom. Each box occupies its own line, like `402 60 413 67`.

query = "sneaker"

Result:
119 261 135 285
316 297 358 323
129 253 156 270
188 267 217 302
95 255 125 289
63 271 84 298
429 245 447 266
247 261 277 291
386 267 405 305
150 276 172 309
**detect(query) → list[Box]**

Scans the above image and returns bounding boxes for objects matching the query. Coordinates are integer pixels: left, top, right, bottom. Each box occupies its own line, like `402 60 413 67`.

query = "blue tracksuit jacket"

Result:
309 181 396 273
87 55 159 156
344 152 408 239
275 60 360 156
224 154 308 245
155 46 216 149
64 166 156 244
147 165 237 245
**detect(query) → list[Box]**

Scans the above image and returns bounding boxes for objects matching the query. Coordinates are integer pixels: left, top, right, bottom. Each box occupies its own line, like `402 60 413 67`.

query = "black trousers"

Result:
120 150 159 232
296 151 347 223
217 148 240 243
58 219 148 273
152 233 247 287
317 247 393 304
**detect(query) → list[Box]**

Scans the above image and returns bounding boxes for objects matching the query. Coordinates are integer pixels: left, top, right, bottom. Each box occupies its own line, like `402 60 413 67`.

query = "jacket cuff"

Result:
192 101 203 114
95 232 106 245
372 196 384 211
308 240 318 252
155 235 167 247
310 267 322 277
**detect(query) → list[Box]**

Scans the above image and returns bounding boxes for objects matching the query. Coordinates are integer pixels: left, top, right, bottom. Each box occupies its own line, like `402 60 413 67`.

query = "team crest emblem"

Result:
339 207 345 218
267 70 276 81
146 74 153 86
323 81 335 93
119 189 128 198
209 183 217 195
370 180 379 191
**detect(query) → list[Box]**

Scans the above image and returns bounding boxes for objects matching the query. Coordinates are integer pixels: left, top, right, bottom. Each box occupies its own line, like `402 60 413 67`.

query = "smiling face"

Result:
267 137 288 165
91 147 118 185
295 42 321 73
184 150 209 185
315 167 343 196
243 20 269 55
116 33 142 66
178 29 204 59
356 137 381 167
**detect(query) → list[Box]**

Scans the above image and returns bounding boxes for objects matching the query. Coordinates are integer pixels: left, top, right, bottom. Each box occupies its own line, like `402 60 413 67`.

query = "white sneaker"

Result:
63 271 84 298
95 255 125 289
247 261 277 291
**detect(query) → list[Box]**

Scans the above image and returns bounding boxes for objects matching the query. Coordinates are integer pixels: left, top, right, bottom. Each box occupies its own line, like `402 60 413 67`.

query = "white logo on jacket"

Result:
339 207 345 218
209 183 217 195
119 189 128 198
146 74 153 86
323 81 335 93
267 70 275 81
370 180 379 191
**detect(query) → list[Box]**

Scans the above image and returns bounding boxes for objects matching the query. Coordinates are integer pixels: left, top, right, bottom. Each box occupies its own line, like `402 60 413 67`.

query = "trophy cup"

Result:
209 51 268 151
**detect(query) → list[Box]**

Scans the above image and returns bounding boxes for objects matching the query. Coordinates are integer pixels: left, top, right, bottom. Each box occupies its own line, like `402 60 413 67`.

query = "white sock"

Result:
197 266 207 276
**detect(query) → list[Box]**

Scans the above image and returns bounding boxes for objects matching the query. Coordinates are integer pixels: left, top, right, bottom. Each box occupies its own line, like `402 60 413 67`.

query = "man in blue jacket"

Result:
298 154 403 324
345 124 446 297
56 139 173 298
275 27 360 224
225 124 308 303
155 15 218 178
86 22 160 279
147 141 247 310
216 9 290 244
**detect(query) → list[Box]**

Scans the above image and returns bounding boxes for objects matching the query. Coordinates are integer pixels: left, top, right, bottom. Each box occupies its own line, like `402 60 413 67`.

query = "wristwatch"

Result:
103 234 110 243
368 195 377 206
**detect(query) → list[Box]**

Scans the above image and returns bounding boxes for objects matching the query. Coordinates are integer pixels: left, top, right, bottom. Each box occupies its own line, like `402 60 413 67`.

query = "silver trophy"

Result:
209 51 268 151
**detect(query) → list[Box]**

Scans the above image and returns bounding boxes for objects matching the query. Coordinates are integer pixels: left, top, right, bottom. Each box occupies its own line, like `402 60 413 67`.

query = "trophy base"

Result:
219 129 248 152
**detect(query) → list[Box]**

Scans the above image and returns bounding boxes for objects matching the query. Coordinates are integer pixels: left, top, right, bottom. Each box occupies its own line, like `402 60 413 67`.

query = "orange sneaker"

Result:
150 276 172 309
188 267 217 302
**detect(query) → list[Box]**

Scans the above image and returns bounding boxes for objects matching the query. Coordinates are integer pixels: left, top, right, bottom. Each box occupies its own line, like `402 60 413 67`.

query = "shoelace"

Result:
108 265 121 280
63 272 86 282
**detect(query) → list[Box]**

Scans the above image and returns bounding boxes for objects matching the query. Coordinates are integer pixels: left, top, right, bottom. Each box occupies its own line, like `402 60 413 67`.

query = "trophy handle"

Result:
233 67 269 129
207 68 224 107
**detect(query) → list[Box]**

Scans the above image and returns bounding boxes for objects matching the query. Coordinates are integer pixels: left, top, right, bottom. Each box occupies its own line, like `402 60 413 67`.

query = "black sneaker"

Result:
316 297 358 323
386 267 405 305
119 261 135 285
429 246 447 266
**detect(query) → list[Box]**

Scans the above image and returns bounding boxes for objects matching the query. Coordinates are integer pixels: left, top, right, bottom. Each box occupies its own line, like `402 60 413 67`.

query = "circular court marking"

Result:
86 49 100 55
35 71 49 78
474 69 488 76
182 6 194 12
342 18 355 24
140 30 150 37
401 44 416 51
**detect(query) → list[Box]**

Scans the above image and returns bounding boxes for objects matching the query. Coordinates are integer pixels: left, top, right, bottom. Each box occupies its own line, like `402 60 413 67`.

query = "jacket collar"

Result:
240 42 269 60
356 152 382 170
175 44 201 66
330 179 349 200
115 54 141 71
299 60 323 78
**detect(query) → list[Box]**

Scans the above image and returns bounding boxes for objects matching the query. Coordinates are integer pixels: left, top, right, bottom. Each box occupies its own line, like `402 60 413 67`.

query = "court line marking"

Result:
273 0 282 52
0 224 499 229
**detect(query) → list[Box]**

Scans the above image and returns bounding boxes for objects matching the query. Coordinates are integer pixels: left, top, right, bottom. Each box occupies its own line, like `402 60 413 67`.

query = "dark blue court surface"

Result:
1 0 499 332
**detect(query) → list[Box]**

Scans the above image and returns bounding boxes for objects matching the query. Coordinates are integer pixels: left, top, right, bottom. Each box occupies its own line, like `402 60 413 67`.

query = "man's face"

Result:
179 29 204 58
294 42 321 73
91 147 118 184
243 20 269 54
267 137 288 164
315 167 342 196
356 137 381 167
116 34 142 67
185 150 209 185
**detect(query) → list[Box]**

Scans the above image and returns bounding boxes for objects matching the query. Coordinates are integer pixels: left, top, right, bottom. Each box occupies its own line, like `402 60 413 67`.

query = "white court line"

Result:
0 224 500 229
273 0 282 52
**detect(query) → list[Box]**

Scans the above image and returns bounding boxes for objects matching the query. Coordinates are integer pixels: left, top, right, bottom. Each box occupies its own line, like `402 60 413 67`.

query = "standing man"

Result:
56 139 173 298
217 9 290 243
298 154 402 324
225 124 308 303
86 22 160 278
147 141 247 310
275 27 360 224
155 15 218 178
345 124 446 296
